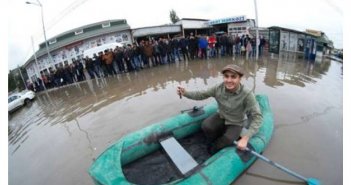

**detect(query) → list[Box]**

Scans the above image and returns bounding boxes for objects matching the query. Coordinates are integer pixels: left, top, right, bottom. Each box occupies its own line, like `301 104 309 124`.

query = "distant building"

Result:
268 26 334 61
175 18 211 36
132 25 182 42
248 27 269 39
132 18 212 42
208 15 256 36
305 29 334 55
24 19 132 83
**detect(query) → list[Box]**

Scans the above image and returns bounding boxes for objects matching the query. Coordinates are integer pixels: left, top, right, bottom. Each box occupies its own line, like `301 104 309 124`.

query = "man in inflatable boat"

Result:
177 64 263 153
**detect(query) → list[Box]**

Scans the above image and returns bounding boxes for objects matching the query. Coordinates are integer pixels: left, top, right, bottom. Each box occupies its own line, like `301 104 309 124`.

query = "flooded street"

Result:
8 55 343 185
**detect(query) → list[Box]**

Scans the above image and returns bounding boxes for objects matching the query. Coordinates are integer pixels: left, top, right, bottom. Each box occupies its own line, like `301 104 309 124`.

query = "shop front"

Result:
208 15 255 36
132 25 182 42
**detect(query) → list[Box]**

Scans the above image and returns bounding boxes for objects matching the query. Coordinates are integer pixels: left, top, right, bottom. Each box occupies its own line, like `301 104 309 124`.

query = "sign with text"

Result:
208 16 246 25
305 29 321 37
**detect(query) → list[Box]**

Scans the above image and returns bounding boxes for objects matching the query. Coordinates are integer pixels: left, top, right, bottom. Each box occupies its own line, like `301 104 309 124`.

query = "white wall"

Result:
176 20 210 29
132 26 181 37
26 30 132 78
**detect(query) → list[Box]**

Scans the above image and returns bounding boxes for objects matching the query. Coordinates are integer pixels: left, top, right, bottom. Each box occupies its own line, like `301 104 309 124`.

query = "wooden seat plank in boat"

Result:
160 136 198 175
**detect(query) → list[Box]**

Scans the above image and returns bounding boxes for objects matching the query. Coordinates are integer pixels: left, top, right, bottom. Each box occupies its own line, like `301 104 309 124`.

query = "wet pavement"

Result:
8 54 343 185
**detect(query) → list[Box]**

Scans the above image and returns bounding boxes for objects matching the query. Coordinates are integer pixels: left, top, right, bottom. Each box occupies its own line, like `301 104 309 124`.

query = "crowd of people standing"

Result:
29 33 266 92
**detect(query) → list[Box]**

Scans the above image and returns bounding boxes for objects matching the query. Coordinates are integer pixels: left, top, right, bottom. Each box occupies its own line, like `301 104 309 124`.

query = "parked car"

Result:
8 90 36 113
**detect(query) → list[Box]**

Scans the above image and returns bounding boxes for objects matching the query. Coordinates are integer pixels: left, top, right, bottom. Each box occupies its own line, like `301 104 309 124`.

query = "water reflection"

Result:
8 56 332 156
262 53 330 88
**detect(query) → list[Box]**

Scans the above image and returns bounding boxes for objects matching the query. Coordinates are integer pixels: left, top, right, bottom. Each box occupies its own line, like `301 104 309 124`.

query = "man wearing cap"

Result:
177 64 262 152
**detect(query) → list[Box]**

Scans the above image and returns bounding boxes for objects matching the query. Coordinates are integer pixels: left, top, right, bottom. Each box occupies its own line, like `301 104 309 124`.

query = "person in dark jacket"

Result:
92 53 101 78
171 37 181 62
84 56 96 79
152 40 162 66
158 38 167 64
115 47 125 73
63 63 73 84
132 43 141 70
165 39 174 63
189 35 198 60
123 45 134 72
179 36 190 61
259 36 266 57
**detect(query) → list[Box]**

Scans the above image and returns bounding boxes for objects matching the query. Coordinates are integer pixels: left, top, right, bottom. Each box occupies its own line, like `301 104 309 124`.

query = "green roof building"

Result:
24 19 132 82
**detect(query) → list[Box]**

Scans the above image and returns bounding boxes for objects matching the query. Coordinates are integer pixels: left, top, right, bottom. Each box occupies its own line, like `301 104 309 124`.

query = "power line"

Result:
30 0 90 41
322 0 342 16
45 0 90 31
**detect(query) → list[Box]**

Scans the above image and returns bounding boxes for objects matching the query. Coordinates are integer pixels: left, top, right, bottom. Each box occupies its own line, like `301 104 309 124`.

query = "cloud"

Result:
8 0 343 70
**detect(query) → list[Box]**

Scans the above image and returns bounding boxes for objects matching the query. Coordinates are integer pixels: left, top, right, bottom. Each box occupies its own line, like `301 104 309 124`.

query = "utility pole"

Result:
254 0 260 60
31 36 47 90
26 0 55 70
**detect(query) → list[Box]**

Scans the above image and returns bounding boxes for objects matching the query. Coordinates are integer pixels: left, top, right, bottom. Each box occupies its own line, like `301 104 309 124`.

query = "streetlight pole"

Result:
31 36 47 90
26 0 55 70
254 0 259 60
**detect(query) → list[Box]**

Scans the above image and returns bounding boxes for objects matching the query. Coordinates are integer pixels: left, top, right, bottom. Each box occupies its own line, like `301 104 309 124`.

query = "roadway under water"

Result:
8 54 343 185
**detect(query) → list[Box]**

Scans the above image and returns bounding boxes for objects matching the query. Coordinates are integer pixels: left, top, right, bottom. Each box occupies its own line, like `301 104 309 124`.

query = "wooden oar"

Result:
234 141 321 185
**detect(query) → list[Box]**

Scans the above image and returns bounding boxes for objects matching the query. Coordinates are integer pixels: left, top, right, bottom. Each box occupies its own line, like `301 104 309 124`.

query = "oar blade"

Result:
307 178 321 185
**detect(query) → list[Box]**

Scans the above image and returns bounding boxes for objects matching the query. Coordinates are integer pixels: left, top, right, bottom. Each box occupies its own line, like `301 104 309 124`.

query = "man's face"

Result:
223 71 241 91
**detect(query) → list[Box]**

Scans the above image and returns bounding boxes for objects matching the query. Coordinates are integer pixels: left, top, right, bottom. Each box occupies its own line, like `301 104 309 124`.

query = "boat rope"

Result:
276 106 336 129
246 172 305 184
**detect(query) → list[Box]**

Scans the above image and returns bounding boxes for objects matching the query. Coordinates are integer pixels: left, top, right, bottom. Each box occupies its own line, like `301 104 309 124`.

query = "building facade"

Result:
208 15 256 36
268 26 333 62
175 18 211 36
24 19 133 83
132 25 182 42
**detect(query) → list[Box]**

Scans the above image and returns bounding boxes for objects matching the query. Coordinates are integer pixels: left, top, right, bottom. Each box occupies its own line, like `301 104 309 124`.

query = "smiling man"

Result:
177 64 262 152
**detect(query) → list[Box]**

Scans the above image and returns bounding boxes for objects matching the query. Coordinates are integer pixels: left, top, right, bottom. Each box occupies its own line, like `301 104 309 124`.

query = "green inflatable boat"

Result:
89 94 274 185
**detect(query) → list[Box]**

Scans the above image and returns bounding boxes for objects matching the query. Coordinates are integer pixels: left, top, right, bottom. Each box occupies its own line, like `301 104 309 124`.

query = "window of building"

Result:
31 75 37 83
49 39 57 45
102 22 111 28
42 69 49 75
75 30 84 35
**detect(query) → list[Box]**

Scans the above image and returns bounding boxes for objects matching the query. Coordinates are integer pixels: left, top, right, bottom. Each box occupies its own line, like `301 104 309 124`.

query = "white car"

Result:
8 90 36 113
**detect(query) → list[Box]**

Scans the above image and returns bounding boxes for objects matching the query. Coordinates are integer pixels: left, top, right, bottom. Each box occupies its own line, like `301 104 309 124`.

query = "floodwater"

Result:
8 54 343 185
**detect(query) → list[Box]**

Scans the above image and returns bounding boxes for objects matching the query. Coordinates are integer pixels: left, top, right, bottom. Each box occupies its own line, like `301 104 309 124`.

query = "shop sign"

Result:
208 16 246 25
65 41 83 50
305 29 321 37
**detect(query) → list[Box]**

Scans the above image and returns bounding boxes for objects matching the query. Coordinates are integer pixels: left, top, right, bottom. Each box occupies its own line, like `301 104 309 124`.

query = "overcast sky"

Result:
8 0 343 70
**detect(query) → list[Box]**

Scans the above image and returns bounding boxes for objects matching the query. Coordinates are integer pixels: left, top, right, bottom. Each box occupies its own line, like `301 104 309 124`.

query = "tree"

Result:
169 9 180 24
8 72 17 92
8 67 27 92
